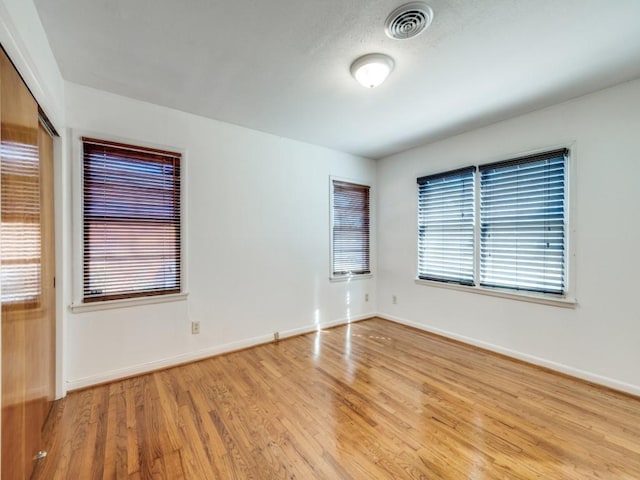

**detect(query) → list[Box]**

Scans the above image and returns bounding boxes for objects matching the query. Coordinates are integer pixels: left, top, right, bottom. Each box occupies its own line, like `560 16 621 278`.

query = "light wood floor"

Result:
33 318 640 479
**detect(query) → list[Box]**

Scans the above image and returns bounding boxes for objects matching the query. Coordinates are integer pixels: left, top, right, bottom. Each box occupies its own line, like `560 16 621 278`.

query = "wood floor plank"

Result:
102 383 128 480
33 318 640 479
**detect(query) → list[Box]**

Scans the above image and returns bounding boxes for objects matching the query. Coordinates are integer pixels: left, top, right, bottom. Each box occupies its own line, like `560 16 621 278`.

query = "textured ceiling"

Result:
34 0 640 158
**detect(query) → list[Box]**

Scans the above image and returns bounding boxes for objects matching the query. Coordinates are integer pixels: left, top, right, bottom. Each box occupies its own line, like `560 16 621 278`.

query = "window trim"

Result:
70 130 188 311
329 176 373 281
70 291 188 313
415 143 577 307
414 277 576 307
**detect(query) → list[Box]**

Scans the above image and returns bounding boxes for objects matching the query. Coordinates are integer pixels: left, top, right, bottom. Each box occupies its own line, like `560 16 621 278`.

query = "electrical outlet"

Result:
274 331 280 342
191 321 200 335
365 293 369 302
392 295 397 305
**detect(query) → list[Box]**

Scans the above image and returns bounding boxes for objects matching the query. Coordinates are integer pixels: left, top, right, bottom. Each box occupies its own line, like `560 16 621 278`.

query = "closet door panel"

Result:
1 47 51 480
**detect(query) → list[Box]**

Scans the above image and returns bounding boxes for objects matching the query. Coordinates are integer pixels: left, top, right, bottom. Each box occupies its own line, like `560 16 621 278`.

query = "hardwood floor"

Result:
32 318 640 479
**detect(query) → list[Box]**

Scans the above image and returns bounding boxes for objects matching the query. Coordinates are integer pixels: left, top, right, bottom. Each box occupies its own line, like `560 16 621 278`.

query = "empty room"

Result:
1 0 640 478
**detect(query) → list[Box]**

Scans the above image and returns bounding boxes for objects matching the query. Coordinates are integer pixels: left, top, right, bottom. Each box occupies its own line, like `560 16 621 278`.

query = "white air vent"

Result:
385 2 433 40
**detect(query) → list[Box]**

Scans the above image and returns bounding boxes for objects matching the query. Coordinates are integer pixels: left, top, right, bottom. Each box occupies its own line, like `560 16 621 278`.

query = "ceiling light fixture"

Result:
350 53 395 88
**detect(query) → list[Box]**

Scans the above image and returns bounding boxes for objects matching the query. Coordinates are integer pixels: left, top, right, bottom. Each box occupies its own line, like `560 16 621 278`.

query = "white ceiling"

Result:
34 0 640 159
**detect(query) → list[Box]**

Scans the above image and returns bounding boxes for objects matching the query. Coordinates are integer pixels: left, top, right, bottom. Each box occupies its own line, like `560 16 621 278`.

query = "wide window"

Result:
417 148 568 297
82 137 181 302
331 180 370 277
417 167 475 285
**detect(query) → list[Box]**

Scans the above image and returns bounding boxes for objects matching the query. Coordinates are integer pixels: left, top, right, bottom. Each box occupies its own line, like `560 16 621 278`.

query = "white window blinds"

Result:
332 180 370 276
417 167 475 285
479 149 567 294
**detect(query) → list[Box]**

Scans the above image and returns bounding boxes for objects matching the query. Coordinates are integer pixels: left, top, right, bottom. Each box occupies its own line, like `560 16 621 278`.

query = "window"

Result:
82 137 181 302
480 150 567 294
331 179 370 277
417 148 568 297
417 167 475 285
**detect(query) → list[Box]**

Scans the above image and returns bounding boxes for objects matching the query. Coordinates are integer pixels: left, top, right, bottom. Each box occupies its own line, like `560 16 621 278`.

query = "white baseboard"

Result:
65 311 640 397
376 312 640 397
65 312 374 392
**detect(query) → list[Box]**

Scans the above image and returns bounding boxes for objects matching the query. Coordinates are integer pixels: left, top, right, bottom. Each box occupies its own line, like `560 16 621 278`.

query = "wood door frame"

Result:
38 120 56 413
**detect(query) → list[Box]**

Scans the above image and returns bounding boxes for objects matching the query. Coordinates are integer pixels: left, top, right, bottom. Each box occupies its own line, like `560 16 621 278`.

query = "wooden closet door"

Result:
1 47 55 480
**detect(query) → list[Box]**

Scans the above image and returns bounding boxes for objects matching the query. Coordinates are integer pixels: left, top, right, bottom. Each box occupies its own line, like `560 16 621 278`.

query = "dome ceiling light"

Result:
350 53 395 89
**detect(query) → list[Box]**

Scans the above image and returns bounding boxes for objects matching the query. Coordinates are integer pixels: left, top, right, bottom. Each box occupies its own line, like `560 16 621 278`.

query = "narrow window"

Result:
479 149 567 294
331 180 370 276
417 167 475 285
82 137 181 302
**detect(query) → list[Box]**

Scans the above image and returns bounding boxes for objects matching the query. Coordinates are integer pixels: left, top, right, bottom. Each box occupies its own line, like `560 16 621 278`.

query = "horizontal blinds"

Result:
332 181 370 275
417 167 475 285
82 137 181 302
479 150 566 294
1 137 41 304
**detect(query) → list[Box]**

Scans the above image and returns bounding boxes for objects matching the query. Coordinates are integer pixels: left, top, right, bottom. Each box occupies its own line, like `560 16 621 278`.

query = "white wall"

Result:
377 78 640 395
63 82 377 390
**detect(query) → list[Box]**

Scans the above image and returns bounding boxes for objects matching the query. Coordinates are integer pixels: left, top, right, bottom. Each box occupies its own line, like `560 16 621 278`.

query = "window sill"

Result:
414 279 576 308
330 273 373 283
70 292 189 313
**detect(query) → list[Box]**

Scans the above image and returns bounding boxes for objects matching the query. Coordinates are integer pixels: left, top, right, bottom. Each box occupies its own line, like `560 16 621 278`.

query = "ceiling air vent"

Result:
385 2 434 40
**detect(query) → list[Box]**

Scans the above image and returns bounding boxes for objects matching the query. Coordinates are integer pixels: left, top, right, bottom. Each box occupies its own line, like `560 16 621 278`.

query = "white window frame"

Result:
329 176 373 282
415 144 576 308
69 130 188 312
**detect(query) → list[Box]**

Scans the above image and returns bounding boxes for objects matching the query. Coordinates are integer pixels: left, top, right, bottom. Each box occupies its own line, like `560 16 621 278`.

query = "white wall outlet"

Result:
191 321 200 334
365 293 369 302
392 295 397 304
